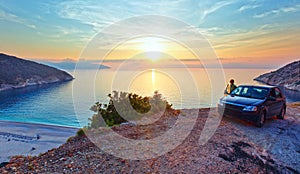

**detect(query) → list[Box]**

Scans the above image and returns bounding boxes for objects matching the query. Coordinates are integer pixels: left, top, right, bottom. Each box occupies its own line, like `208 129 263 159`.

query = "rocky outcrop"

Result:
254 60 300 91
0 53 73 91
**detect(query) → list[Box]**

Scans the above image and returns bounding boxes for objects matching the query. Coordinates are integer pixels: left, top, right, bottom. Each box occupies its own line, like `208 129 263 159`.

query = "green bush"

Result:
89 91 174 128
76 128 86 137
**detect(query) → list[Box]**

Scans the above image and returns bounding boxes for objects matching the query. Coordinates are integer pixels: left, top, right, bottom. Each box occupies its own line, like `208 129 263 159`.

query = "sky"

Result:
1 0 300 68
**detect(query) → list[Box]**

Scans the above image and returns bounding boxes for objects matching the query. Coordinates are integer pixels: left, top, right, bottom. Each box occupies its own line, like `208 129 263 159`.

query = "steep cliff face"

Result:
254 60 300 91
0 53 73 91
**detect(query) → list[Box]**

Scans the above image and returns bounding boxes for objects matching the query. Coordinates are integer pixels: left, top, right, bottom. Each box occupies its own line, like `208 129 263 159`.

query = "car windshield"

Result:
230 86 269 99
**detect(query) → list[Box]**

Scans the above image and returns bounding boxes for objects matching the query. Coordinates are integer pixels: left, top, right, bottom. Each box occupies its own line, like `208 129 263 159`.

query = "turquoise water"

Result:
0 82 83 127
0 68 299 128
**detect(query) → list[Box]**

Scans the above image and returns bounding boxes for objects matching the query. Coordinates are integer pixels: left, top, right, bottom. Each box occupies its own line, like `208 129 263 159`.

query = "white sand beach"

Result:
0 121 78 163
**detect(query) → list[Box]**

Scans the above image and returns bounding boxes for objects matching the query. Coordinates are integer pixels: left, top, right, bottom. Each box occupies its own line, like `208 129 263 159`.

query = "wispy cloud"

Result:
56 0 191 32
0 10 36 29
200 0 237 20
36 26 91 48
196 27 223 37
254 4 300 18
209 20 300 61
212 23 278 49
57 1 117 32
238 4 260 12
56 0 239 32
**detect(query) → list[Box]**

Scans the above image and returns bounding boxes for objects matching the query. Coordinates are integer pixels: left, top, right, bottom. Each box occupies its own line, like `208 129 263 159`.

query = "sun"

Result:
138 37 166 61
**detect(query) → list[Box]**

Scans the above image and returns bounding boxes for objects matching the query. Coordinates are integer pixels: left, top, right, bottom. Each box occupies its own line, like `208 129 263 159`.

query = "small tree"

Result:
89 91 174 128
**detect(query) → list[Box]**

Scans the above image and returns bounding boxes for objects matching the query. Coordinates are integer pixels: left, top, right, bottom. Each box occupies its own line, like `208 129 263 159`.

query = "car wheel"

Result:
256 112 265 128
277 106 285 119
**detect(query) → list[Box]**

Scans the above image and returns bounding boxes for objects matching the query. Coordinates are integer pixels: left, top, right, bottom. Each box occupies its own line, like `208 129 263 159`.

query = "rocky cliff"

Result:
254 60 300 91
0 53 73 91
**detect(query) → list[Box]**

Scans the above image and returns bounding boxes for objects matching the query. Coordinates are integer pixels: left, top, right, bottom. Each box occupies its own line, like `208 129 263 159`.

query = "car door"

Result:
274 87 285 114
265 88 277 117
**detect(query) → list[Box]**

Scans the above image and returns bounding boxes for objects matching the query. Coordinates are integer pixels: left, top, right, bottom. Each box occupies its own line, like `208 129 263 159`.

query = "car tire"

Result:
256 112 266 128
277 106 285 119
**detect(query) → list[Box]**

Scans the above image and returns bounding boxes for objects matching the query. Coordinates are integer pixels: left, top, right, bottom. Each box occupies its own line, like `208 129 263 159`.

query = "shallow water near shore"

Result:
0 68 299 128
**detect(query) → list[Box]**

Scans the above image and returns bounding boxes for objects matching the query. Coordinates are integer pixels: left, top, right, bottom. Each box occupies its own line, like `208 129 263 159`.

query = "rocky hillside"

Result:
254 60 300 91
0 53 73 91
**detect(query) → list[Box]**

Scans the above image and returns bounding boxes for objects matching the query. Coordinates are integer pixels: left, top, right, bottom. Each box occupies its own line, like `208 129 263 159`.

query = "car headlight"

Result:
243 106 257 112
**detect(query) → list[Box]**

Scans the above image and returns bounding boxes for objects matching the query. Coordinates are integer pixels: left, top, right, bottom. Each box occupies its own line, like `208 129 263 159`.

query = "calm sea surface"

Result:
1 68 299 128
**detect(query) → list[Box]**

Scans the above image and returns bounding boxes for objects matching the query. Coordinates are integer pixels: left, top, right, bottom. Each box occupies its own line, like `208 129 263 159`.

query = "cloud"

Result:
56 0 194 33
208 23 280 50
0 10 36 29
200 0 237 20
194 27 223 37
238 4 260 12
56 1 118 32
254 4 300 18
56 0 239 32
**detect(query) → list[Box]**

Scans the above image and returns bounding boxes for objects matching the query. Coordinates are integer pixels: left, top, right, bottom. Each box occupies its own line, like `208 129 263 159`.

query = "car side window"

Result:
252 88 268 99
270 89 276 98
275 88 282 98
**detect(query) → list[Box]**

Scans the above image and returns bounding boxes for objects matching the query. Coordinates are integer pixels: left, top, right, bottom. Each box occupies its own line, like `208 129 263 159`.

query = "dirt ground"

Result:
224 102 300 172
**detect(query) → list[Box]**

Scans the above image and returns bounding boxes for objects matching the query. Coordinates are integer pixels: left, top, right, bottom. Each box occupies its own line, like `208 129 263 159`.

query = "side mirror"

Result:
267 96 276 101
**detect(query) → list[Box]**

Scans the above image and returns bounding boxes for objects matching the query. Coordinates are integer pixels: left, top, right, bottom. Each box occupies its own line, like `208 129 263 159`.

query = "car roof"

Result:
237 84 276 89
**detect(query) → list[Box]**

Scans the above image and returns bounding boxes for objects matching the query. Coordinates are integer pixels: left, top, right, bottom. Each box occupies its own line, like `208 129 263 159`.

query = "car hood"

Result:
221 95 264 106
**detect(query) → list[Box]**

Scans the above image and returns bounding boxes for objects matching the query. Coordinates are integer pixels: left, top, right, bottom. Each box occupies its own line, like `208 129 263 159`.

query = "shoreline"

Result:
0 120 80 129
0 79 73 92
0 121 78 164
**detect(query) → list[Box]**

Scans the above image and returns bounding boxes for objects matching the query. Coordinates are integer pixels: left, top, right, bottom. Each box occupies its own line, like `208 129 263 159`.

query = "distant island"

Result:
254 60 300 91
0 53 73 91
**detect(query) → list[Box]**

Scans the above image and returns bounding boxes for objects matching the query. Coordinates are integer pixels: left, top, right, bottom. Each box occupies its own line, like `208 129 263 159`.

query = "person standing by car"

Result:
224 79 237 95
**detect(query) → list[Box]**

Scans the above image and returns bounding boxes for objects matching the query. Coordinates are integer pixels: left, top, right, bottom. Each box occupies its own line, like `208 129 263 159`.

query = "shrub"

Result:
76 128 86 137
89 91 174 128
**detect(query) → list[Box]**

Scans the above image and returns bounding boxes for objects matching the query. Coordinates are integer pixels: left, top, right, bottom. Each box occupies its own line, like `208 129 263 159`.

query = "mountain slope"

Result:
0 53 73 91
254 60 300 91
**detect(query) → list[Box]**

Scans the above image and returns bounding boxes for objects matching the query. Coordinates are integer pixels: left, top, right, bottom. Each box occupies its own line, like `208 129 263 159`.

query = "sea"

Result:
1 68 299 128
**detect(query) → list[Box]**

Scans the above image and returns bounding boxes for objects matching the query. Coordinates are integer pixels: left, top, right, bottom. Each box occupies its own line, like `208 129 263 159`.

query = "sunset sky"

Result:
1 0 300 68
